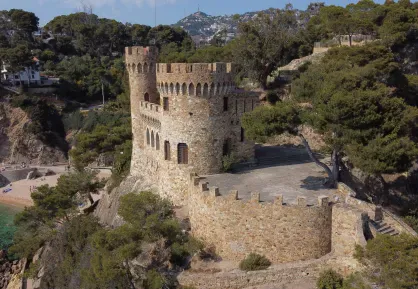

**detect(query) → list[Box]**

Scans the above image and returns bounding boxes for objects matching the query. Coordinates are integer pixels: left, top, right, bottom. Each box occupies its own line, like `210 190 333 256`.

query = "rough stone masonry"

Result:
124 46 367 264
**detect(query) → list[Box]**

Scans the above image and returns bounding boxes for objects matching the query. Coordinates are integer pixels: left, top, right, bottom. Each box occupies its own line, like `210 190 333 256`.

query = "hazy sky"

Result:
0 0 386 27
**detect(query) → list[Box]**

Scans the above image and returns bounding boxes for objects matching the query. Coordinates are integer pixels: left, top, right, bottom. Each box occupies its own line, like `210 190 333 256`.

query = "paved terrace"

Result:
203 146 336 206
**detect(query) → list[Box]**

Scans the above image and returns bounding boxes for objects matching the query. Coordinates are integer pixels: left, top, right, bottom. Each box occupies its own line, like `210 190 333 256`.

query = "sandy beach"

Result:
0 168 111 208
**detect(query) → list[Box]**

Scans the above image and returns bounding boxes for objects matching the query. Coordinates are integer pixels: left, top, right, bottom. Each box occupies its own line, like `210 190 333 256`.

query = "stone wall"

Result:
188 174 333 263
178 255 330 289
331 204 367 257
126 46 260 206
338 182 418 236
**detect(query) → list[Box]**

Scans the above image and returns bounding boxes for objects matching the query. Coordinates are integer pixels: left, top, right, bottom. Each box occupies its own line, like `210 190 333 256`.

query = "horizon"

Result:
1 0 387 27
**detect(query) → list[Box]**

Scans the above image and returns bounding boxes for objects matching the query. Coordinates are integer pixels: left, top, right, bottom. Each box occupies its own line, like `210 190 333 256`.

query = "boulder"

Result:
0 175 9 188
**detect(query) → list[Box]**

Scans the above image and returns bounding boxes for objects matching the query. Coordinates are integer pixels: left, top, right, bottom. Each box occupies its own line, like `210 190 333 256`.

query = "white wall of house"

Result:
1 63 41 85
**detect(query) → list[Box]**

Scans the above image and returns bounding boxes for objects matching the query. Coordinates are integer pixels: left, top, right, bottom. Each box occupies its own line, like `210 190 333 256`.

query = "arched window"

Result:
144 93 150 102
203 83 209 97
240 127 245 142
165 83 169 94
178 143 188 164
182 83 187 96
143 62 148 73
196 83 202 96
170 83 174 95
164 141 171 160
210 83 215 96
127 63 131 71
151 131 155 147
146 129 150 145
176 83 180 95
189 83 195 96
132 63 136 73
156 133 160 150
138 63 142 73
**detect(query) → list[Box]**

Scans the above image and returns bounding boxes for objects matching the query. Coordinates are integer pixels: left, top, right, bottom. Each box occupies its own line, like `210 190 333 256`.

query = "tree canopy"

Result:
242 43 418 188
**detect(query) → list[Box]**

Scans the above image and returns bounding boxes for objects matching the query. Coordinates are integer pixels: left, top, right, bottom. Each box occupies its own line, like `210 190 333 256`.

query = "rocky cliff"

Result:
0 251 25 289
0 103 67 165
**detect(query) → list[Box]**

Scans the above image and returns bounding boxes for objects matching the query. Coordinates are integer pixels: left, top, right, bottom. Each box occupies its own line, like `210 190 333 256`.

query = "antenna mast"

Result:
154 0 157 27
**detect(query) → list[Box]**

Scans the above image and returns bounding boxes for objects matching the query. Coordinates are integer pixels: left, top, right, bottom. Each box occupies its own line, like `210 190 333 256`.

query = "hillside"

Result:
0 102 67 165
173 3 323 44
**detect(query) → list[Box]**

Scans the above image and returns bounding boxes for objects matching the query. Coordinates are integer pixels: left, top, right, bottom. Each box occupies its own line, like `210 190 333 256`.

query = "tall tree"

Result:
242 44 418 190
233 9 300 89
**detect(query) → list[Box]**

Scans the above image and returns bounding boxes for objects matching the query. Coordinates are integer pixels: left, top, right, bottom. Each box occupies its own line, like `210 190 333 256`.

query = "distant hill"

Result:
173 3 323 45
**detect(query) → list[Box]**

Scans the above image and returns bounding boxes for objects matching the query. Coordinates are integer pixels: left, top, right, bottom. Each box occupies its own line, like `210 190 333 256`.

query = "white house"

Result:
1 58 41 85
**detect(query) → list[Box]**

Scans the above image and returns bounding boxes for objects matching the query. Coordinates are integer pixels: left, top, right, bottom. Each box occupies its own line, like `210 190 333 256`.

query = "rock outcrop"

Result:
0 251 25 289
0 103 67 165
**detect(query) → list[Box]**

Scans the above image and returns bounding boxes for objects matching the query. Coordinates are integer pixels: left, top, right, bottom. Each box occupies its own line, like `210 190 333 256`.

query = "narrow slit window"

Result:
223 97 228 112
163 97 169 111
164 141 171 160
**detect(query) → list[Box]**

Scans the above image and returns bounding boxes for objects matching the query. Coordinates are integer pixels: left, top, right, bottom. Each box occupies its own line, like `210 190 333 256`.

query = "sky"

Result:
0 0 386 27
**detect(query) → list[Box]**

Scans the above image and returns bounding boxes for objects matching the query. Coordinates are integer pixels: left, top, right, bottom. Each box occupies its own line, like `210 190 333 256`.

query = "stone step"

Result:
379 227 396 235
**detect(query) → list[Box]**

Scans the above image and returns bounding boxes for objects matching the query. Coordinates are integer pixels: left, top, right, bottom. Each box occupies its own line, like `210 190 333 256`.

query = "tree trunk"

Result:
298 134 336 188
331 148 340 183
349 34 352 47
101 81 105 106
88 193 94 205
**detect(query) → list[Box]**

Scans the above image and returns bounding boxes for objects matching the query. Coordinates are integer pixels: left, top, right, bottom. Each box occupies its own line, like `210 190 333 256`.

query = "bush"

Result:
239 253 271 271
222 153 236 172
266 90 280 105
144 270 167 289
403 215 418 232
317 269 343 289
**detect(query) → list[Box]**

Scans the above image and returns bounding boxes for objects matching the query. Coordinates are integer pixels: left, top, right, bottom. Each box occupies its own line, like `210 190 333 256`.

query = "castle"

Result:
124 46 371 269
125 46 259 204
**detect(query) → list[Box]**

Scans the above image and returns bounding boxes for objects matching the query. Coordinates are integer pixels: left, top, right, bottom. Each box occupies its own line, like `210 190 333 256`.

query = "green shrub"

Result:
342 273 371 289
403 215 418 232
63 110 84 132
266 90 280 105
317 269 343 289
222 153 236 172
144 270 167 289
239 253 271 271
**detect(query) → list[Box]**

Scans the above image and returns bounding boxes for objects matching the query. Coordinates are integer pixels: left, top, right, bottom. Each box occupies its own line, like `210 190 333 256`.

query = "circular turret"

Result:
125 46 159 171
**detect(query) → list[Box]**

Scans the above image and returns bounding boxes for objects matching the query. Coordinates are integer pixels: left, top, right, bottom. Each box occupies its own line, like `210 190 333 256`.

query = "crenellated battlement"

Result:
125 46 158 75
187 172 333 263
157 63 236 74
190 173 330 209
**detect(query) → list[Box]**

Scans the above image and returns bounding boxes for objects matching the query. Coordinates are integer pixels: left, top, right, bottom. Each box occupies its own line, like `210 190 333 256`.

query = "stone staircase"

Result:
370 220 399 236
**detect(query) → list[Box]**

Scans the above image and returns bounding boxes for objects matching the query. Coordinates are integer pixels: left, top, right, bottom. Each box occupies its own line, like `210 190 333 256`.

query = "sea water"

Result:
0 203 19 249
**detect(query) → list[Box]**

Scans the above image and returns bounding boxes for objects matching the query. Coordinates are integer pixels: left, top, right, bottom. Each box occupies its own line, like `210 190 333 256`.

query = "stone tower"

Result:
125 46 158 172
126 46 258 204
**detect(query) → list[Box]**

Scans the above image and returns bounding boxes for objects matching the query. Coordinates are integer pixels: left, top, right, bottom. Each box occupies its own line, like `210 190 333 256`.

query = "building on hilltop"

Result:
125 46 260 204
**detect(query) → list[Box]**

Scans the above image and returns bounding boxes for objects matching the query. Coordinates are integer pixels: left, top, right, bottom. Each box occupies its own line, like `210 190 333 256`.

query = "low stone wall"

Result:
178 255 329 289
338 182 417 236
188 174 333 263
